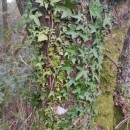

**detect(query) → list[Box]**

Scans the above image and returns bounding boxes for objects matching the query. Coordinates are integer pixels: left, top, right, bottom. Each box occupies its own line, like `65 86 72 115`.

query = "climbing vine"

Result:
23 0 112 129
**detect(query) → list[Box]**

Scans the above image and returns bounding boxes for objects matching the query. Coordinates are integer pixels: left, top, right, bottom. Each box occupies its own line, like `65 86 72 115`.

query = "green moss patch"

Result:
94 25 129 129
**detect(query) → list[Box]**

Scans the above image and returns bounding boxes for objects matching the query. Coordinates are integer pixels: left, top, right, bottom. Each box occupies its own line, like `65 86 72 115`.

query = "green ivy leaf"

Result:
89 0 103 18
29 12 42 26
61 67 73 75
79 95 84 100
103 13 112 29
57 0 75 10
76 25 86 31
88 24 97 33
76 70 84 80
66 31 78 39
71 12 83 22
38 33 48 42
72 88 81 94
91 48 98 58
79 33 89 42
62 8 72 18
50 0 60 6
48 91 55 98
84 92 93 102
30 15 40 26
55 6 72 18
35 0 43 6
65 79 75 91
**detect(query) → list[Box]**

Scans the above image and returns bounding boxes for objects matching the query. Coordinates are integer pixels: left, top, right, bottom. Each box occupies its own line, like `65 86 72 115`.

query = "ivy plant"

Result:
22 0 112 129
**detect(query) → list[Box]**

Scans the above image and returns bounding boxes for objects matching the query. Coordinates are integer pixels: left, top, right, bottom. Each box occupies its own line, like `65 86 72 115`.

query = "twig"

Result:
73 118 80 126
19 54 32 70
19 113 32 129
47 13 53 54
115 116 130 130
104 54 118 68
127 119 129 130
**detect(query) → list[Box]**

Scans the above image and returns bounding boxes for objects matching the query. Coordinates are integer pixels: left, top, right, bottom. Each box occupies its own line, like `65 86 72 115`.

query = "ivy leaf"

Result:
51 0 60 3
57 0 75 10
76 66 83 71
55 6 72 18
48 91 55 98
61 67 73 75
94 73 100 83
88 24 97 33
55 1 73 18
65 79 75 90
91 48 98 58
89 0 103 18
35 0 49 8
35 63 43 70
84 92 93 102
30 15 40 26
62 8 72 18
103 13 112 29
71 12 83 22
76 25 86 31
50 0 61 6
66 31 78 39
35 0 43 6
44 2 49 9
29 12 42 26
79 95 84 100
79 33 89 42
72 88 81 94
38 33 48 42
76 70 84 80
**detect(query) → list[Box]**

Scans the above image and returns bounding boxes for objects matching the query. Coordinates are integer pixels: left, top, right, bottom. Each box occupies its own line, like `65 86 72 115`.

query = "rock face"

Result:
118 27 130 89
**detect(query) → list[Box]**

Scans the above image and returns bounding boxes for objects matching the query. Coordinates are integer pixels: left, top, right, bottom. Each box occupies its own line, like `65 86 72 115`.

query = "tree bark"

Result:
16 0 26 15
118 27 130 88
2 0 11 51
2 0 8 27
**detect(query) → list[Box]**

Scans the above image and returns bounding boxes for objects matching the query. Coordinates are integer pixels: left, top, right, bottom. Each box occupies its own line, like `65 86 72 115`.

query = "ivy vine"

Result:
23 0 112 129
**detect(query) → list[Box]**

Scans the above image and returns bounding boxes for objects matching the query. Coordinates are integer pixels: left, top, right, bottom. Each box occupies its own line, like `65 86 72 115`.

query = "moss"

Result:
114 106 125 130
96 94 114 130
100 60 117 93
93 25 130 129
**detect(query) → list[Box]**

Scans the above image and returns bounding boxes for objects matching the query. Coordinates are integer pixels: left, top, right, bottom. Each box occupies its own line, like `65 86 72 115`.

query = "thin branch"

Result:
104 54 118 68
115 116 130 130
19 113 32 129
19 54 32 70
127 119 129 130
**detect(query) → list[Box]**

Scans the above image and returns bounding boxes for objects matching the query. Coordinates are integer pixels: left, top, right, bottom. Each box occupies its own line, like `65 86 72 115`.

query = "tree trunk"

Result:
118 27 130 88
16 0 25 15
2 0 8 43
2 0 11 51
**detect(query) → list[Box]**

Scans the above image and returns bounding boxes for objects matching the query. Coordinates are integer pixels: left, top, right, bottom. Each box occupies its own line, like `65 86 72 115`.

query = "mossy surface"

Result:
94 25 129 130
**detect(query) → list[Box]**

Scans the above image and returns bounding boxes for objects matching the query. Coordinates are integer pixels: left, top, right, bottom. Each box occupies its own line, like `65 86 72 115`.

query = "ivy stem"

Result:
104 54 118 68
